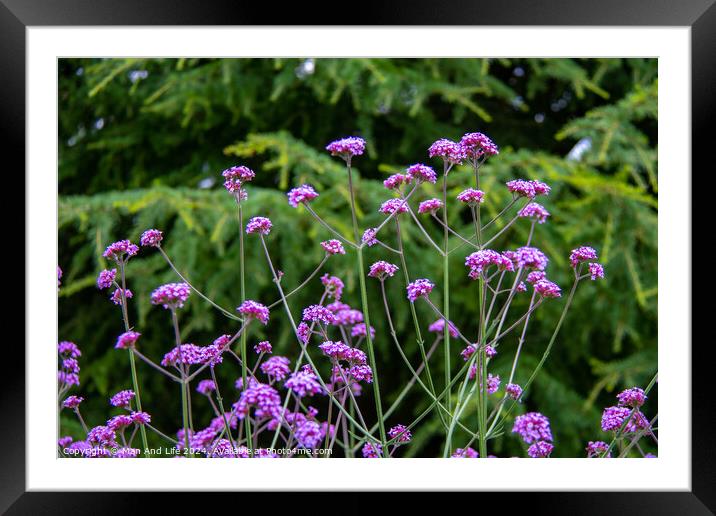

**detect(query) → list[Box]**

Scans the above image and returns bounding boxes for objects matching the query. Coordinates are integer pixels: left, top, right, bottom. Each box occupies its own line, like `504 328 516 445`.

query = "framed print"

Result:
4 0 713 512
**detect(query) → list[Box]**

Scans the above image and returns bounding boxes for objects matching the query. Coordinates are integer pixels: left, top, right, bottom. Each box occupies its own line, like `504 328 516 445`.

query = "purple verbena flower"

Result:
451 447 479 458
460 132 499 159
617 387 646 408
518 202 550 224
351 323 375 339
506 383 523 400
362 228 378 247
569 246 598 268
601 406 649 433
428 319 459 338
97 268 117 290
586 440 610 458
512 412 553 444
589 263 605 280
389 424 412 443
418 198 443 214
151 282 190 309
321 274 345 299
285 368 323 397
222 165 255 193
321 239 346 256
287 184 319 208
110 389 135 408
533 279 562 298
140 229 163 247
63 395 84 409
130 411 151 425
58 341 81 358
361 442 382 458
379 198 408 215
406 278 434 302
406 163 437 184
111 288 133 305
383 173 411 190
348 364 373 383
428 139 466 165
456 188 485 205
237 300 270 325
254 340 272 354
115 331 140 350
103 240 139 261
302 304 336 325
196 379 216 396
245 216 272 235
528 440 554 458
261 356 291 381
368 260 399 280
326 137 366 160
514 246 549 270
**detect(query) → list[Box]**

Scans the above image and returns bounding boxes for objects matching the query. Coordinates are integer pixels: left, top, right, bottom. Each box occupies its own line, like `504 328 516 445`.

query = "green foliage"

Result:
58 58 657 457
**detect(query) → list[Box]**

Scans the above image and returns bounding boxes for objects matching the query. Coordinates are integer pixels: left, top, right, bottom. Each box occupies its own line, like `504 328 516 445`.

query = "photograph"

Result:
56 57 659 460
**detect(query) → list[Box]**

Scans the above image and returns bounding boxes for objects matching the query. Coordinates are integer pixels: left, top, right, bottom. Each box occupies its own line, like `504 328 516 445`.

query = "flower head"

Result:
131 411 151 425
418 198 443 214
406 163 437 184
368 260 399 280
616 387 647 408
527 441 554 458
506 179 551 198
514 246 549 270
63 395 84 409
287 184 319 208
460 132 499 159
161 344 204 367
254 340 272 354
320 274 344 300
222 166 255 193
261 356 291 381
518 202 550 224
512 412 553 444
151 282 190 309
111 288 133 305
383 173 411 190
326 136 366 160
349 364 373 383
534 279 562 298
362 442 382 458
196 379 216 396
237 300 270 325
526 271 546 284
110 389 135 408
321 239 345 256
586 441 610 458
334 308 363 326
389 424 412 443
406 278 434 302
115 331 140 350
506 383 523 400
296 322 311 344
362 228 378 247
97 269 117 290
140 229 163 247
600 406 649 433
379 198 408 215
285 368 323 397
456 188 485 205
569 246 598 268
302 304 336 325
465 249 503 278
589 263 605 280
246 216 272 235
58 341 81 358
233 380 282 420
428 319 459 338
428 139 466 164
451 447 479 458
351 323 375 339
102 240 139 262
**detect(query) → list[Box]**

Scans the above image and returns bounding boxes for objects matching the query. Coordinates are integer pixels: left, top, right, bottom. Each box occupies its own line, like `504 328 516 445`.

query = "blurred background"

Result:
58 58 657 457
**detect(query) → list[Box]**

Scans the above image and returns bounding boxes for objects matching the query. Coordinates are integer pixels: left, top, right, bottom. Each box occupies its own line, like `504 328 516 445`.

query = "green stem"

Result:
346 161 388 455
441 162 452 451
236 196 253 455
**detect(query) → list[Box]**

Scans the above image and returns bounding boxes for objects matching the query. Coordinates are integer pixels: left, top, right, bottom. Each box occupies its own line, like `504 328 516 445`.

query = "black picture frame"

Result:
3 0 711 513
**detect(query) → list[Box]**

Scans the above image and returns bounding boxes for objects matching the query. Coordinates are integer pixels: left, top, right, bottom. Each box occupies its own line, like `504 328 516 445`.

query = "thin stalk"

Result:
236 197 253 455
441 161 452 452
171 308 192 456
346 161 388 456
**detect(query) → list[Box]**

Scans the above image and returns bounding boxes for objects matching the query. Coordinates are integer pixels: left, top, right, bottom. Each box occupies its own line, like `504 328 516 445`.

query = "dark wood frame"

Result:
2 0 711 512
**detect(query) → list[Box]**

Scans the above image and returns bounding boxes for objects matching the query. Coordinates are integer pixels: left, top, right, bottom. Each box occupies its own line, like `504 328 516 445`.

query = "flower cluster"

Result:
368 260 399 280
151 282 191 309
222 165 255 193
140 229 163 247
406 278 434 302
237 300 270 325
246 216 272 235
287 184 319 208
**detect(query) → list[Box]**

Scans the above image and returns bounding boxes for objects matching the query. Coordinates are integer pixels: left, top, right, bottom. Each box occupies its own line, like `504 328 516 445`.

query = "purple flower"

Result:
196 379 216 396
486 373 501 394
58 436 73 448
63 395 84 409
319 341 367 365
233 380 282 420
506 179 551 198
130 411 151 425
334 309 364 326
368 260 399 280
97 269 117 290
418 198 443 214
569 246 598 268
484 345 497 358
362 228 378 247
460 345 476 361
451 447 479 458
246 216 272 235
107 415 132 430
102 240 139 261
326 136 366 159
518 202 550 224
586 441 610 458
237 300 270 325
321 239 345 256
527 441 554 458
389 424 412 443
406 163 437 184
111 288 133 305
161 344 204 367
506 383 523 400
512 412 553 444
222 165 255 193
361 442 382 458
526 271 546 284
287 184 319 208
351 323 375 339
297 322 311 344
58 341 81 358
406 278 434 302
465 249 503 277
514 246 549 270
379 198 408 215
87 425 117 447
285 368 323 397
516 281 527 292
348 364 373 383
617 387 646 408
428 138 466 164
589 263 605 280
295 419 323 449
261 356 291 381
110 389 135 408
115 331 141 350
151 282 190 309
456 188 486 205
321 274 345 300
428 319 459 338
601 406 649 433
533 279 562 298
254 340 272 354
302 304 336 325
460 132 499 159
384 173 411 190
140 229 163 247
